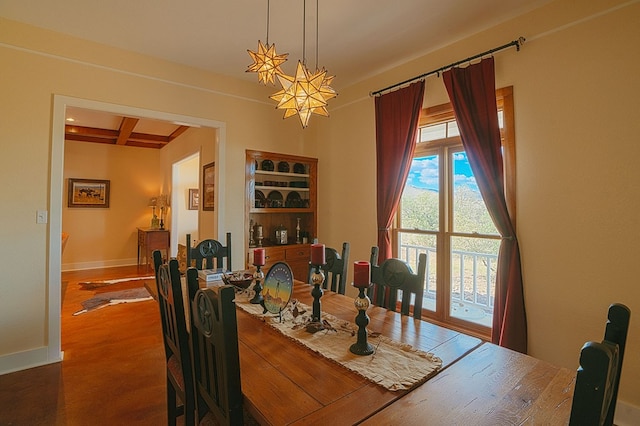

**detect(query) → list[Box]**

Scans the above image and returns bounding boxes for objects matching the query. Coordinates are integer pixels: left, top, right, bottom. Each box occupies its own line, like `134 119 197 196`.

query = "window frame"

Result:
392 86 515 340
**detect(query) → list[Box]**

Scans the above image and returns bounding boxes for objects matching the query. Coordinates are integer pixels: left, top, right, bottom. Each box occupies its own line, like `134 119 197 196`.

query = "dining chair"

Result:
185 267 245 425
307 242 350 294
369 246 380 266
186 233 232 271
569 303 631 426
153 251 196 426
368 247 426 319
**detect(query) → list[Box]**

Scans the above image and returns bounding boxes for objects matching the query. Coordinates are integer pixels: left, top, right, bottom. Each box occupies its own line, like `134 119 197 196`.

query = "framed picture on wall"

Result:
68 178 110 208
202 162 215 211
188 188 199 210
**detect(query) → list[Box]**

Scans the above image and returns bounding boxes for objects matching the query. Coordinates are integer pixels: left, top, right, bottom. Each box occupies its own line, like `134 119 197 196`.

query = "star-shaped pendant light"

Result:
270 61 336 128
250 0 337 128
246 40 288 85
246 0 288 85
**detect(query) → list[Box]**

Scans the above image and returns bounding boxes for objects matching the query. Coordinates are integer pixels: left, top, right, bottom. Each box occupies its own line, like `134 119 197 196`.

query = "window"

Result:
394 87 515 338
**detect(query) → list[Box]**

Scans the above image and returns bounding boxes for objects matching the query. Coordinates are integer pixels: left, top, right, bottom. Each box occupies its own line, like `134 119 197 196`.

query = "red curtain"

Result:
375 81 425 262
443 58 527 353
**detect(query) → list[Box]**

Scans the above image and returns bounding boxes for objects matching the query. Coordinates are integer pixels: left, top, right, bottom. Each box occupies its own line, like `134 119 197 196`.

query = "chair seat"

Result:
167 354 185 391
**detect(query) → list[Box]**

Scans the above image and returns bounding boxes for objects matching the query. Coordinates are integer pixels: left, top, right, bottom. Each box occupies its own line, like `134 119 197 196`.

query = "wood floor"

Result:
0 265 175 425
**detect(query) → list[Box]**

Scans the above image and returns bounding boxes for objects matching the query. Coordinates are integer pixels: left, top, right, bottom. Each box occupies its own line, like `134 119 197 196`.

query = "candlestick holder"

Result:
310 264 325 322
350 286 375 356
250 264 264 304
295 217 301 244
256 224 263 247
249 219 256 247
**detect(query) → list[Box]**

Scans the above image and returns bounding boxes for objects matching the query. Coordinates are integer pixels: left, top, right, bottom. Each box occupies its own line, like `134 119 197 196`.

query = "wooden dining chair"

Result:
185 267 244 425
307 242 350 294
153 251 196 426
368 248 426 319
186 232 232 271
569 303 631 426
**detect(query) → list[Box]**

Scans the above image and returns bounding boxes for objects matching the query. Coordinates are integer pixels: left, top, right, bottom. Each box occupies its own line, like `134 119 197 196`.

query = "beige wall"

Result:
170 154 199 252
1 0 639 417
0 17 305 371
62 141 162 270
317 0 640 415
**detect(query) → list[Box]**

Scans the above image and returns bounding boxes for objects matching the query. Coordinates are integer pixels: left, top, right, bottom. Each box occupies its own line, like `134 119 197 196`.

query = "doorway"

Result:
48 95 226 362
171 153 200 254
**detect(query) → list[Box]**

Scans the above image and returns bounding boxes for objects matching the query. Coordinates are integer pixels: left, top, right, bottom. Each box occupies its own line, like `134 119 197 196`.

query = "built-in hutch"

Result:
245 149 317 280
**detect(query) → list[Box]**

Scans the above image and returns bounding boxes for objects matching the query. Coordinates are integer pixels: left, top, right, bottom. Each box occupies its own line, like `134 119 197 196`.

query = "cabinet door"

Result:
286 246 311 282
247 246 286 274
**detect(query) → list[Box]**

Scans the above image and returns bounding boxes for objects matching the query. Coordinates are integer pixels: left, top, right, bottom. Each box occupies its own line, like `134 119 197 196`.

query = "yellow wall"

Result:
317 0 640 414
62 141 162 269
1 0 639 416
0 16 306 370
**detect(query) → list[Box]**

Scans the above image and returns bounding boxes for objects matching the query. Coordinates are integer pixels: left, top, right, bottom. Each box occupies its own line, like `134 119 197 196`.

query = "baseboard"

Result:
62 258 139 272
0 346 62 376
615 400 640 426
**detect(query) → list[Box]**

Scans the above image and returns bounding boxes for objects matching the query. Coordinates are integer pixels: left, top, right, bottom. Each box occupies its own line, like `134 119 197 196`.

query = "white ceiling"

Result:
1 0 551 91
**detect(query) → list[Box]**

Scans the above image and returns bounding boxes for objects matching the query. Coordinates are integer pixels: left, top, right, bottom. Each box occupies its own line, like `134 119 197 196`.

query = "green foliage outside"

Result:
399 184 499 313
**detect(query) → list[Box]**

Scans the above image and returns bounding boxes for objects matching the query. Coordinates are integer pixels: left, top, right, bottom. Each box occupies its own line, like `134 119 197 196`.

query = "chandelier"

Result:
247 0 336 128
246 0 289 85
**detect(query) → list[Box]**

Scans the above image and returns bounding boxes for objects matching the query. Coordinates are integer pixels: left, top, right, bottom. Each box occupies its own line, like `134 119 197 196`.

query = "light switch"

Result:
36 210 48 224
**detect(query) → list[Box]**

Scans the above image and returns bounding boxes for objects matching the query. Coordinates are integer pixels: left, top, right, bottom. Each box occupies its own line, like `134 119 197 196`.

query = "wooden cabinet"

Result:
245 150 317 281
247 245 311 282
137 228 170 267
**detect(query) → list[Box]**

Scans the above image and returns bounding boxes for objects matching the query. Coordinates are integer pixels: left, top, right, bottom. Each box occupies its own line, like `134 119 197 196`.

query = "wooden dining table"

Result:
226 281 575 425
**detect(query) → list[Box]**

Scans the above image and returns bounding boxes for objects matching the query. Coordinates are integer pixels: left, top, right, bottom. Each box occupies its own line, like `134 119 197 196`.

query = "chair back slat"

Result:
569 303 631 426
153 251 195 425
368 249 426 319
187 232 232 271
307 242 350 294
187 268 243 425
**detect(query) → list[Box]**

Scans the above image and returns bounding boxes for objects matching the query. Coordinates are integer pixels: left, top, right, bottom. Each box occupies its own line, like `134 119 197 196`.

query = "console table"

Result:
137 228 170 267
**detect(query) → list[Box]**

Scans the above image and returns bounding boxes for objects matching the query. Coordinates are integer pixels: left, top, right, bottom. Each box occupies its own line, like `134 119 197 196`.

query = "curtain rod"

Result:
370 36 526 97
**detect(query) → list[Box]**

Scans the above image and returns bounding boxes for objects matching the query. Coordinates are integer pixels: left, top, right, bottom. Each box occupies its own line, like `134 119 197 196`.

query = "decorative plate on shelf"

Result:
277 161 290 173
285 191 302 208
262 262 293 314
255 190 266 208
293 163 306 174
261 159 274 171
267 190 283 208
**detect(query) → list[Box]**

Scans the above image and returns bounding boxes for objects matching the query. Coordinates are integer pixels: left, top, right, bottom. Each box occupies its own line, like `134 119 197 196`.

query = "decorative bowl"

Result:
223 272 254 289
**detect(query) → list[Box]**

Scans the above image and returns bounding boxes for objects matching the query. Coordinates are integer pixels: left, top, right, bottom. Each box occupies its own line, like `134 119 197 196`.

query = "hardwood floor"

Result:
0 265 174 425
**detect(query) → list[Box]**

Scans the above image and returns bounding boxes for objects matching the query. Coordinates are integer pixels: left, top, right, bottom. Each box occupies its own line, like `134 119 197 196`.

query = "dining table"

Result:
215 280 575 425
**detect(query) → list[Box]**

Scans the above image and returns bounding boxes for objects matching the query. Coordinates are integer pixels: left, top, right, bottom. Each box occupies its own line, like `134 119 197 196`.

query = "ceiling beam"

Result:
116 117 139 146
169 126 190 141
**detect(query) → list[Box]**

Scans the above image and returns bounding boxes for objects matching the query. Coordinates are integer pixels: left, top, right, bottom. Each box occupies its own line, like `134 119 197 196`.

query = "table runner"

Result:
235 294 442 391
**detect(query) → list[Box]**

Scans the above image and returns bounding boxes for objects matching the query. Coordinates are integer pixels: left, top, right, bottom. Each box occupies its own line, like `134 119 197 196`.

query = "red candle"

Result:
253 248 265 266
311 243 325 265
353 261 371 288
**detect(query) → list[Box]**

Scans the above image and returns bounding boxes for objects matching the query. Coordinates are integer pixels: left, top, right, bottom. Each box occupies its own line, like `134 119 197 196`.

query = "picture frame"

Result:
68 178 110 208
188 188 199 210
202 162 215 211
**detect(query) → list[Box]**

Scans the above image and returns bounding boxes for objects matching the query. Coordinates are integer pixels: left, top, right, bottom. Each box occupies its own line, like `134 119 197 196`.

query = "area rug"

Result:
78 275 155 290
73 287 153 316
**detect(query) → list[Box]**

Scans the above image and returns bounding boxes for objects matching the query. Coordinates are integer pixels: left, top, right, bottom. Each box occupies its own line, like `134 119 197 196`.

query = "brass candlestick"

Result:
249 219 256 247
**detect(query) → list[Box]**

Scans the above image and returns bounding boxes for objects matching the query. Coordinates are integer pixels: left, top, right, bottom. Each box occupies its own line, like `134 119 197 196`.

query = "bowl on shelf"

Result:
223 271 254 289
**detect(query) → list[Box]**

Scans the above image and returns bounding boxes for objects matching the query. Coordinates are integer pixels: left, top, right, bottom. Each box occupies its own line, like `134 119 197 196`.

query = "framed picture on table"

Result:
202 162 215 211
68 178 110 208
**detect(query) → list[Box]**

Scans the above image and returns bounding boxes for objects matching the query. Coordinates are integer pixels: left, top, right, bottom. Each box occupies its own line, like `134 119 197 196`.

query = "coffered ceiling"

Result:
64 107 191 149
